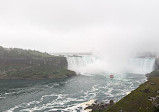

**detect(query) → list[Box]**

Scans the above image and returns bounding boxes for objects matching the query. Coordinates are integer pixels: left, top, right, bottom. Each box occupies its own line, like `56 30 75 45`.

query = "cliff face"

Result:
154 58 159 70
0 56 67 69
0 46 75 79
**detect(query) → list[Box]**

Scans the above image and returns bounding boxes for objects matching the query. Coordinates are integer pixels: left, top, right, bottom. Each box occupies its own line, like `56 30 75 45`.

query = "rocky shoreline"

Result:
84 100 115 112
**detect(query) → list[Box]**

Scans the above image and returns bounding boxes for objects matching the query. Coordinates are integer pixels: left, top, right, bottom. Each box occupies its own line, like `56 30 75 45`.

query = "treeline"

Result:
0 46 67 68
0 46 52 59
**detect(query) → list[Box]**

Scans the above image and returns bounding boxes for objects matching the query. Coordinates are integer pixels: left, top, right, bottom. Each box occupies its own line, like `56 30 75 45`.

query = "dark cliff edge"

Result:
154 58 159 70
0 46 76 79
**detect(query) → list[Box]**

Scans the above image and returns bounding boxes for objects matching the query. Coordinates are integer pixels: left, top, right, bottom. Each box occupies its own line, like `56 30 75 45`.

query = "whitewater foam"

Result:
3 74 146 112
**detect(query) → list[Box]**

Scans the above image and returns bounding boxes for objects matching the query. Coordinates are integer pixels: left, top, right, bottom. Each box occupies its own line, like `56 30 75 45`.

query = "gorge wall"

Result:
154 58 159 70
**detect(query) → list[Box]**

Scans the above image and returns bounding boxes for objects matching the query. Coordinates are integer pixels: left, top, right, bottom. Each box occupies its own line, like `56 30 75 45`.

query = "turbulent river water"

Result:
0 56 155 112
0 74 146 112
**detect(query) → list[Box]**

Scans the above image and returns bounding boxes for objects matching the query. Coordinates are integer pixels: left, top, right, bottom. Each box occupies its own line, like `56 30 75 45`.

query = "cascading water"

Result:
66 55 156 74
127 58 156 74
66 55 96 74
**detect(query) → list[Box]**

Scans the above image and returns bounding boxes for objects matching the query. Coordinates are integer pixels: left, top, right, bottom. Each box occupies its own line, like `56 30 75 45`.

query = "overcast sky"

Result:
0 0 159 54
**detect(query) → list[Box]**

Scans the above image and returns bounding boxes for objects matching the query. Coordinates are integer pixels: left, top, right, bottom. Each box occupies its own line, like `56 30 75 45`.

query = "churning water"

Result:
0 55 155 112
0 74 146 112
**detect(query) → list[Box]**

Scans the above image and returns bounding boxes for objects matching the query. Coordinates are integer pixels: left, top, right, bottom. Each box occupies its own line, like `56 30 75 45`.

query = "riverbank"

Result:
90 71 159 112
0 68 75 79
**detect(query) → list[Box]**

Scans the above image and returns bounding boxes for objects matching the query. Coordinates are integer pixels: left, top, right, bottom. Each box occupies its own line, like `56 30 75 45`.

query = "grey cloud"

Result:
0 0 159 54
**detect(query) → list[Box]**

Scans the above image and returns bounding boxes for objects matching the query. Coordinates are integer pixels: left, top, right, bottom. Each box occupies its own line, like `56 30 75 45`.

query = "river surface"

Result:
0 73 146 112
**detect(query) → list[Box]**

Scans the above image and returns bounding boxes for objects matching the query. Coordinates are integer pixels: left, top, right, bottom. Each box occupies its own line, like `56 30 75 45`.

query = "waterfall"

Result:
66 55 96 73
66 55 156 74
127 58 156 74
